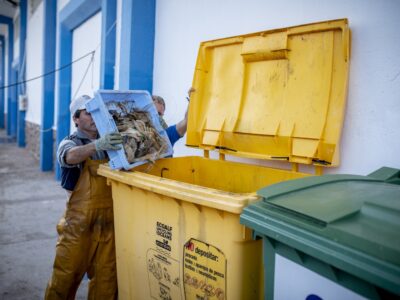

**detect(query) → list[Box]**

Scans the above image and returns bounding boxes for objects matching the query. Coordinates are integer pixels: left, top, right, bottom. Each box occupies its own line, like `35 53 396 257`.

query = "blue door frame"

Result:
17 0 27 147
55 0 118 178
119 0 155 91
0 35 5 129
52 0 155 178
40 0 57 171
0 15 15 137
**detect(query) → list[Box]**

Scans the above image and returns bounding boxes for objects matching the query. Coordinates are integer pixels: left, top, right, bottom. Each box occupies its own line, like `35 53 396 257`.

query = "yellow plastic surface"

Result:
99 19 351 300
187 19 350 167
98 158 308 300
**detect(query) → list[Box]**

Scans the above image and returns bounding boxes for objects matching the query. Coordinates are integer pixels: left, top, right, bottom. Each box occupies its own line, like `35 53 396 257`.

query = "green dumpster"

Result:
240 167 400 299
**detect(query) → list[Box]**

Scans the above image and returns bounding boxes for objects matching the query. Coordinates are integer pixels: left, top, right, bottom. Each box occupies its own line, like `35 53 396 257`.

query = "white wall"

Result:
70 11 101 133
25 0 44 125
0 1 16 18
58 0 70 12
13 17 19 65
153 0 400 176
274 255 365 299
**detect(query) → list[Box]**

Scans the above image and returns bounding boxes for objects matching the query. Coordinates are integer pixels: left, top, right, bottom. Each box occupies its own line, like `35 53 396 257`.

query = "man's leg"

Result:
86 208 118 300
45 211 89 300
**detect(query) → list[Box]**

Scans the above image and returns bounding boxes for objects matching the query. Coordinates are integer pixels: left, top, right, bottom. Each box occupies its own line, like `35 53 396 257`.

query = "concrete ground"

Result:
0 129 87 299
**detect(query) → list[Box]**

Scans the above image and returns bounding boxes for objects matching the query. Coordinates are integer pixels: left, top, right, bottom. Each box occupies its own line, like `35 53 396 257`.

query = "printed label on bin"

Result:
147 248 182 300
155 221 173 253
183 238 226 300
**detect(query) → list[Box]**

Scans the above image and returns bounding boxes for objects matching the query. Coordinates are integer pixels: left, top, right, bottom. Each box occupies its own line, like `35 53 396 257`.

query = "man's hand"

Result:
186 87 195 102
95 132 123 151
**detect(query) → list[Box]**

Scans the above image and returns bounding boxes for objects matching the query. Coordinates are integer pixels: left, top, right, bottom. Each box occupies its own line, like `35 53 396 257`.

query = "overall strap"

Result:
67 159 112 210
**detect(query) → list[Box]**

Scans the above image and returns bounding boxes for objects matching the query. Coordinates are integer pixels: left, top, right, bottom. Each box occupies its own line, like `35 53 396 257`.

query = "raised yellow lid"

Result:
186 19 350 166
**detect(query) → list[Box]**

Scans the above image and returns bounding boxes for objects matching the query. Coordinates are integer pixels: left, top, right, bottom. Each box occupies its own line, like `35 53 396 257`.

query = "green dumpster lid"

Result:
368 166 400 185
241 171 400 295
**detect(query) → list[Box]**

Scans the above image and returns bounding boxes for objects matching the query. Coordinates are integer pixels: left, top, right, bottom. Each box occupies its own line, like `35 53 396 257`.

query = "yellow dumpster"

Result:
99 19 350 300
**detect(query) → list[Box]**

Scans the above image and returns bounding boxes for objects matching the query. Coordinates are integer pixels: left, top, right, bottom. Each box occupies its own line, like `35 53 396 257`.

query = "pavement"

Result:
0 129 88 299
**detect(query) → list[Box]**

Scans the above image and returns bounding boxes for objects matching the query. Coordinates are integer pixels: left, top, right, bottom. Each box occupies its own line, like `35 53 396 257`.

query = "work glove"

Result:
95 132 123 151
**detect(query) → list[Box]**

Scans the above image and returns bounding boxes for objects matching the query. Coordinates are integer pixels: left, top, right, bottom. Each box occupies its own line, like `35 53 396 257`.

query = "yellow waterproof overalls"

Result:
45 159 117 300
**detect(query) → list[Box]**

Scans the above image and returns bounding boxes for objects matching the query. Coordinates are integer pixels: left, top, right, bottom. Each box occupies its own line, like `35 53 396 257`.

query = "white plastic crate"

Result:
86 90 173 170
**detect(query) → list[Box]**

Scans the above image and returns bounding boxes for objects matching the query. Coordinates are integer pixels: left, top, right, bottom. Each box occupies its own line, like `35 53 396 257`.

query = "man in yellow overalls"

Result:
45 95 122 299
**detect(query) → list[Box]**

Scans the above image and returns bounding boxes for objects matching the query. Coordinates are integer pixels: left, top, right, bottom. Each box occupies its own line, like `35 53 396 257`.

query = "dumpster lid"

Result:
186 19 350 167
253 174 400 266
241 170 400 295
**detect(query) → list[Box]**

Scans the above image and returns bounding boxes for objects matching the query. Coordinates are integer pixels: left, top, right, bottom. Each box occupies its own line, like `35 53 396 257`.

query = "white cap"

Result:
70 95 92 116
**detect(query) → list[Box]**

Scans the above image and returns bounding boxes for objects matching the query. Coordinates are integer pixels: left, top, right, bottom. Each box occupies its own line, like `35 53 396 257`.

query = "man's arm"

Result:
65 143 97 165
176 109 188 137
58 132 122 167
176 87 193 137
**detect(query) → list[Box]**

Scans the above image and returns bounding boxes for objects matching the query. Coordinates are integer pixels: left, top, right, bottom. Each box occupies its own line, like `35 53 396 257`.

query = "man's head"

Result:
152 95 165 116
70 95 91 119
70 95 97 136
